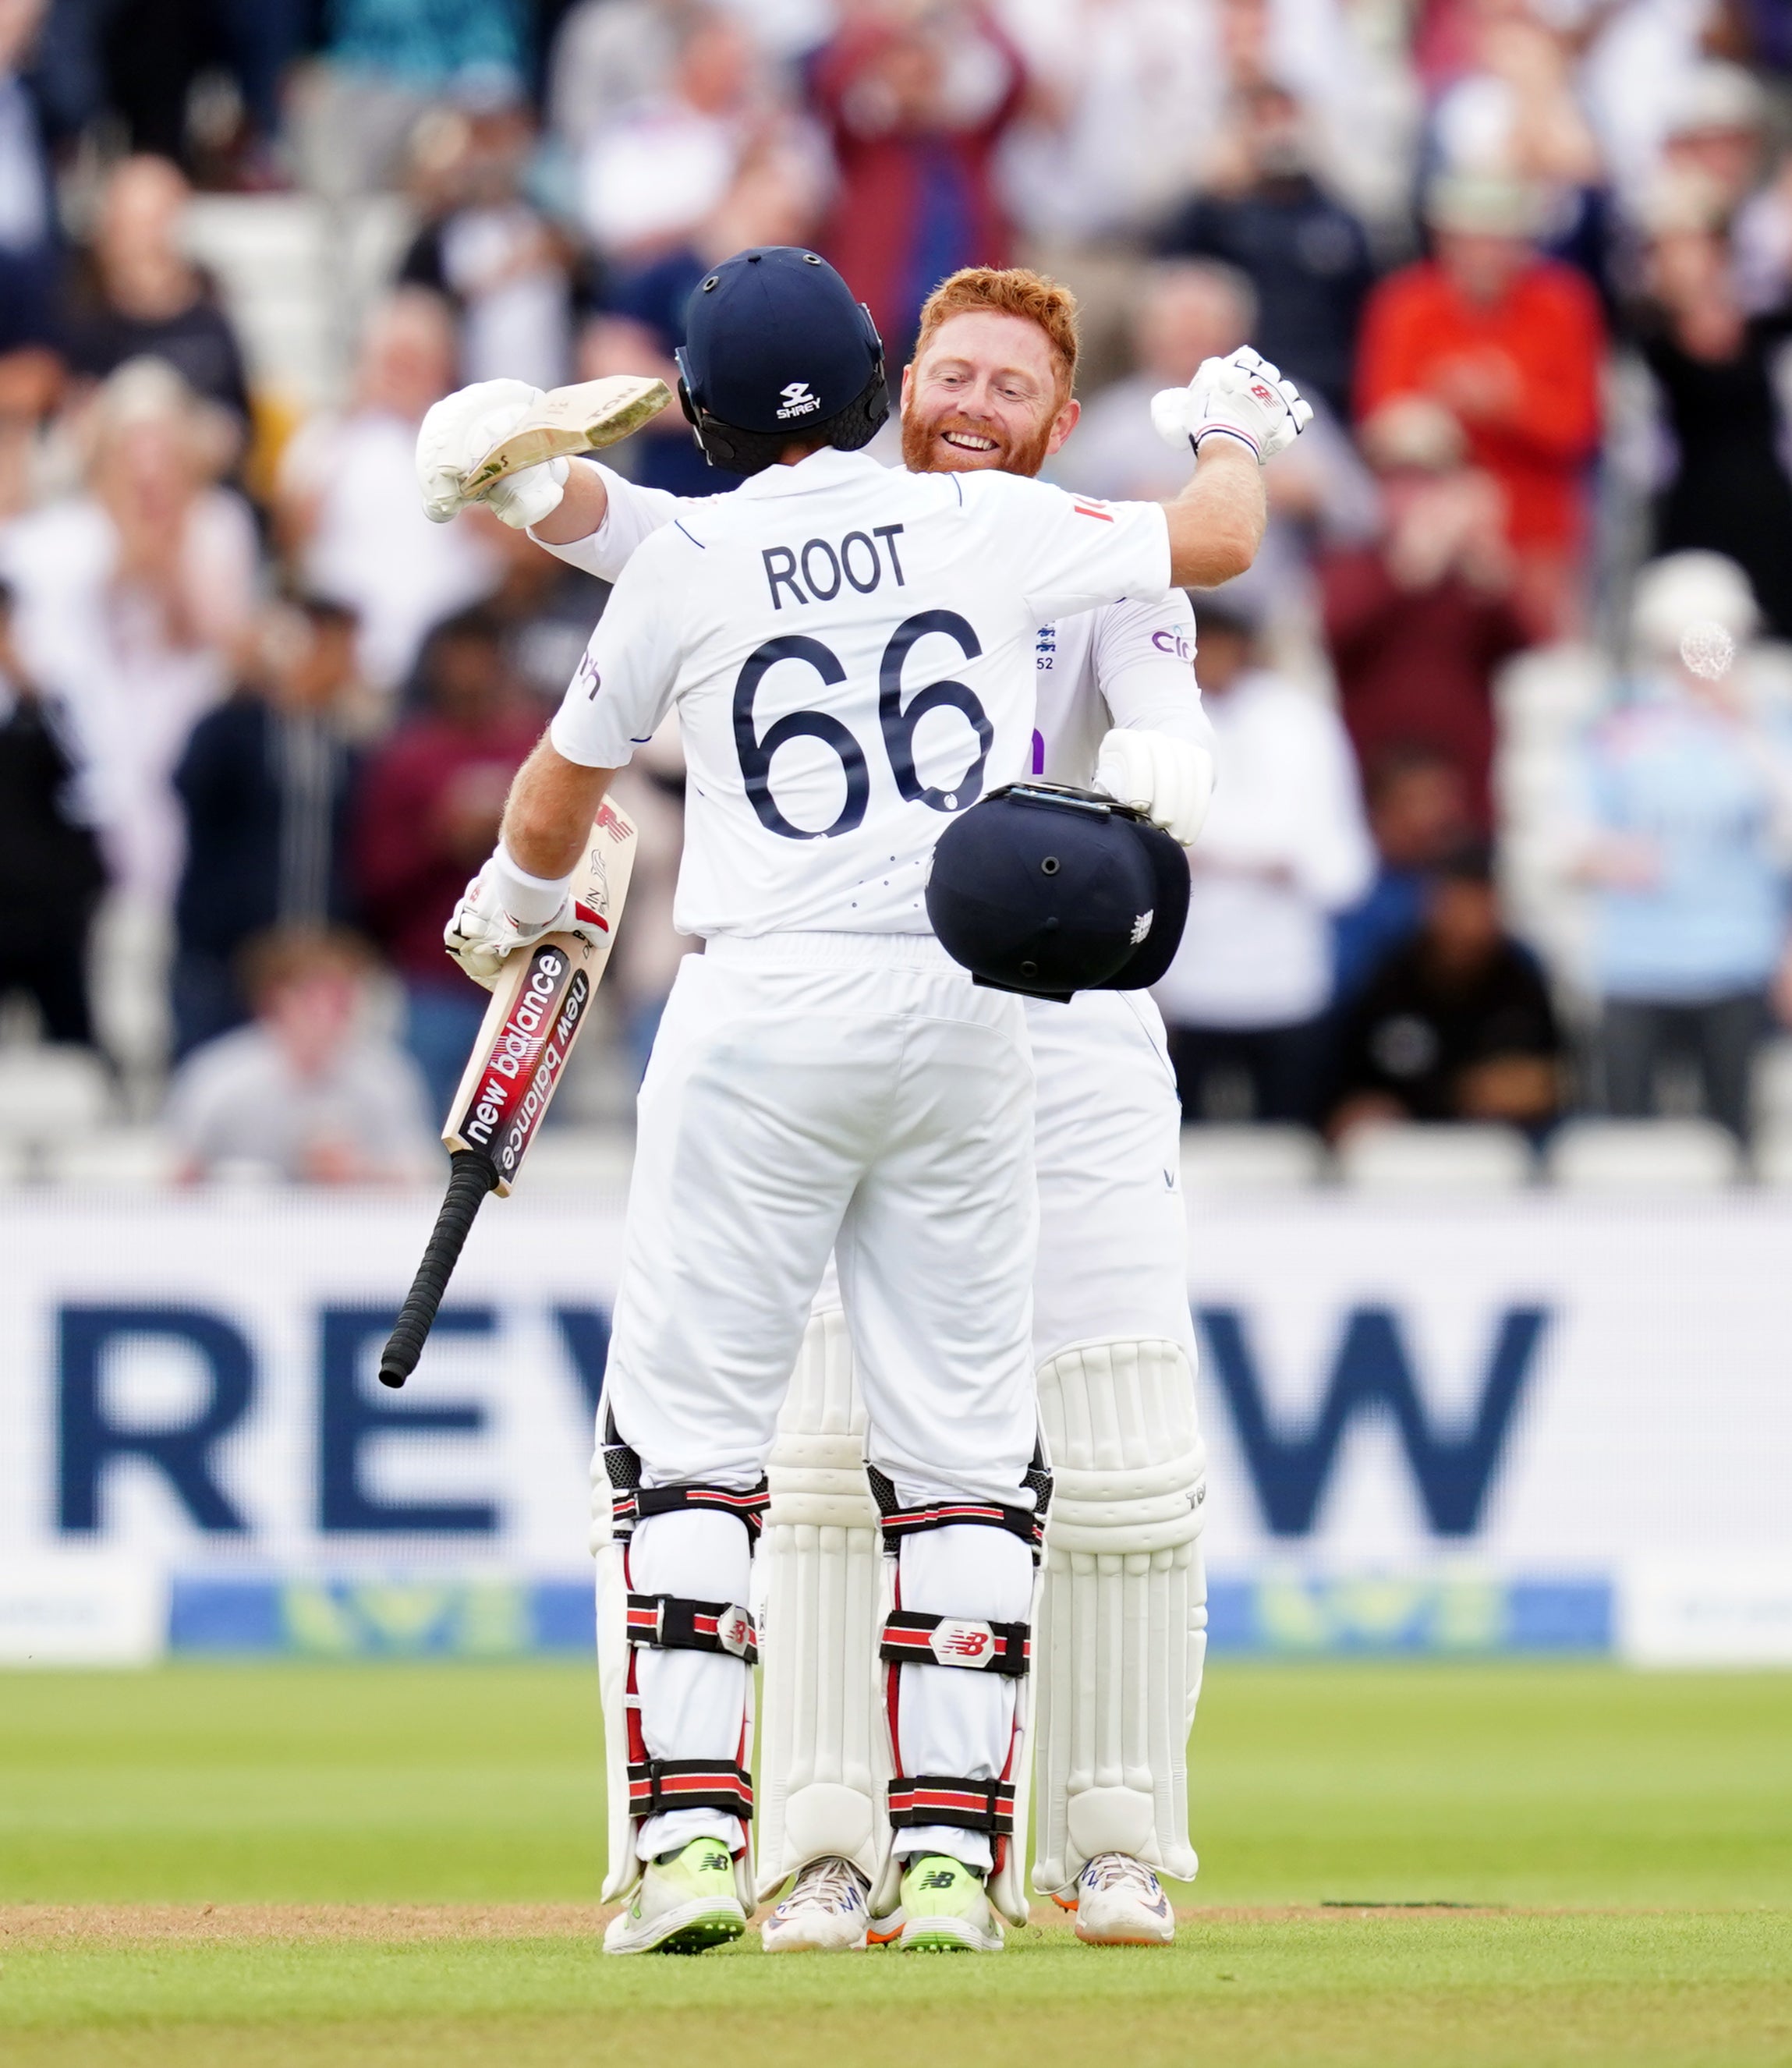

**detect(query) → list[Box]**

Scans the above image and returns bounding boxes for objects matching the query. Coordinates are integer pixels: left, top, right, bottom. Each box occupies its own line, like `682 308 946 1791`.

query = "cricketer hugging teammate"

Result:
412 245 1311 1956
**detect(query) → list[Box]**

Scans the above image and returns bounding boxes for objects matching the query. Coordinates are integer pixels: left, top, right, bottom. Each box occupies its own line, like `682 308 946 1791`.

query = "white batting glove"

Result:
1151 349 1314 466
416 378 570 530
444 851 605 990
1093 728 1217 847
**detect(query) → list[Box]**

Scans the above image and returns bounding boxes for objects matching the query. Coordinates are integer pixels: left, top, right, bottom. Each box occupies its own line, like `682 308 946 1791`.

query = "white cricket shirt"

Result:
1026 593 1204 785
549 448 1171 937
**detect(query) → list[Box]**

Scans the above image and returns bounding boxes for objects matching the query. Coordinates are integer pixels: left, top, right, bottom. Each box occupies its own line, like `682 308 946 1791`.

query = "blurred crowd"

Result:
2 0 1792 1184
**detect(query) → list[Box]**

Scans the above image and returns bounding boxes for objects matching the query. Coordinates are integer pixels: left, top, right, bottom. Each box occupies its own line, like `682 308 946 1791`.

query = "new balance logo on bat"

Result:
776 380 820 420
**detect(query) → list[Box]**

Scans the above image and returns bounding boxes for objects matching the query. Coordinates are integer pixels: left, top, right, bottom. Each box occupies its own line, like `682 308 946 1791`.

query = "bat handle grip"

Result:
378 1151 498 1389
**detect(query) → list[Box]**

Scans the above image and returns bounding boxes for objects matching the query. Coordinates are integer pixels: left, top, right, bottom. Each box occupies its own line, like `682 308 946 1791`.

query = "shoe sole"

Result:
1075 1925 1174 1946
604 1903 746 1956
898 1921 1003 1954
760 1927 869 1953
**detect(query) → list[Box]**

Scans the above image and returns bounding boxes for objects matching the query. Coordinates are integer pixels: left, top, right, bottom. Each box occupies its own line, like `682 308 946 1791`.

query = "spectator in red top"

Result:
810 3 1026 360
1321 396 1532 829
1354 172 1603 632
353 604 540 1118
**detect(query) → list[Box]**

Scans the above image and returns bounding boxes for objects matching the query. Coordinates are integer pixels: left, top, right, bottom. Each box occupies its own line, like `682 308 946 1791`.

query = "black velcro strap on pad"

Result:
628 1757 753 1821
866 1468 1043 1557
635 1479 770 1544
626 1592 758 1663
880 1610 1029 1677
887 1774 1015 1836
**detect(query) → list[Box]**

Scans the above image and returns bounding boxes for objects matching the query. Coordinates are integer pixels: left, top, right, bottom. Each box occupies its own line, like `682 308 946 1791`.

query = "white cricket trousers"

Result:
604 933 1041 1865
1025 988 1199 1368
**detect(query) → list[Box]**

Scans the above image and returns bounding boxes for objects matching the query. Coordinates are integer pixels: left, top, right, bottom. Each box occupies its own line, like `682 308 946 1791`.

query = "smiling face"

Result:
900 310 1078 480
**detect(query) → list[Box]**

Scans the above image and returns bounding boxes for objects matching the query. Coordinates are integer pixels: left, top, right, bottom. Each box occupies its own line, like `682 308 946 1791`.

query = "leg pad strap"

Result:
600 1415 769 1546
867 1464 1052 1560
626 1593 757 1664
880 1610 1030 1677
628 1756 754 1822
888 1775 1015 1836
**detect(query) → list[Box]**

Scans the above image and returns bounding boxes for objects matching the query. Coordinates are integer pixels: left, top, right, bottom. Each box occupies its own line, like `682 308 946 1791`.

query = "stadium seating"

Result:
1335 1122 1535 1193
1178 1125 1327 1192
1546 1118 1743 1192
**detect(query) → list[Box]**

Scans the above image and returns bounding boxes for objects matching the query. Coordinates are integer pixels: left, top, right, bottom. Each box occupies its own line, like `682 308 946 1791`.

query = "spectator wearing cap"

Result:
1425 1 1610 297
1355 172 1604 632
1656 62 1769 228
1573 554 1792 1145
1631 214 1792 639
171 594 368 1061
1321 395 1532 830
0 575 105 1046
353 604 540 1117
1328 841 1564 1139
63 156 251 430
276 289 498 696
1155 595 1375 1124
811 2 1027 360
165 927 437 1185
1155 82 1375 420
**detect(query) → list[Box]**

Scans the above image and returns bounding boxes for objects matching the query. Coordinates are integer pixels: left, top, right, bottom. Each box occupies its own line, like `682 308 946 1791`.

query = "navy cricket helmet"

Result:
676 246 888 475
925 783 1192 1003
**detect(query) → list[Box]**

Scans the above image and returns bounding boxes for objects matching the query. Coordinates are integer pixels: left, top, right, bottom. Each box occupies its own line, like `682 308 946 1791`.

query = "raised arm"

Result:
529 457 613 545
1162 441 1266 590
1151 348 1311 590
416 380 685 585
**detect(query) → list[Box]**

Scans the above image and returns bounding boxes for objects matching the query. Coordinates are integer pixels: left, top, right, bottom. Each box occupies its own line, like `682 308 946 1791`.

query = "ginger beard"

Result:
900 396 1060 481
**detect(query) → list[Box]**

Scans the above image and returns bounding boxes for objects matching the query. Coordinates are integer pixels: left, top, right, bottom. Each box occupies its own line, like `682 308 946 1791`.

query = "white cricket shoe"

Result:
1067 1852 1176 1946
760 1855 872 1952
894 1853 1004 1953
603 1836 747 1956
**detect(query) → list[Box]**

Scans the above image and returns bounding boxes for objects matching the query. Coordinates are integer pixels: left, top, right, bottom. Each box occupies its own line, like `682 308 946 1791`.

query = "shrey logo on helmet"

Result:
776 380 821 420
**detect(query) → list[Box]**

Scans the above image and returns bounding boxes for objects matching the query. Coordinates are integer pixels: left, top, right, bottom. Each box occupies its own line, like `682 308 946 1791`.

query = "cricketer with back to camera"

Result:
416 246 1309 1955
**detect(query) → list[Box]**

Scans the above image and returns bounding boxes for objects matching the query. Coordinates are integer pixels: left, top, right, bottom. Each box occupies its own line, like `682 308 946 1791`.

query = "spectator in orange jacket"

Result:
1355 172 1604 632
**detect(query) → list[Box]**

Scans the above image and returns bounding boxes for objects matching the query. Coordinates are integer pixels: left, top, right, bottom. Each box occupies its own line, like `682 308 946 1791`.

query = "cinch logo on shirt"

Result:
776 380 821 420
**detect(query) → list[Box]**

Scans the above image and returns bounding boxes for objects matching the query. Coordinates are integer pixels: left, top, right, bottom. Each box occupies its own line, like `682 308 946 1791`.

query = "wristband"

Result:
1190 424 1262 462
489 839 575 926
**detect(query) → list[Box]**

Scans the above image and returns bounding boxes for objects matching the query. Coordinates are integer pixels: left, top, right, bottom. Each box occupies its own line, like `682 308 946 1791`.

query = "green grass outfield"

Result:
2 1661 1789 2066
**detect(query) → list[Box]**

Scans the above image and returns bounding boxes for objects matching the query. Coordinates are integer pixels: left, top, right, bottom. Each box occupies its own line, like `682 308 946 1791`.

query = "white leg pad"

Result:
1032 1338 1207 1893
593 1431 646 1904
755 1305 889 1899
591 1429 758 1910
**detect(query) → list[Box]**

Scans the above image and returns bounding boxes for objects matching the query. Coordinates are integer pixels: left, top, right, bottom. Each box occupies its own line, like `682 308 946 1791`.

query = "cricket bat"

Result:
377 802 639 1389
458 376 672 497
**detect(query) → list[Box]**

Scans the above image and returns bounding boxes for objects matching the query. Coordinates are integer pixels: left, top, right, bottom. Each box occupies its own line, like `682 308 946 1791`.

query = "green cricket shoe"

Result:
603 1836 747 1956
894 1854 1004 1954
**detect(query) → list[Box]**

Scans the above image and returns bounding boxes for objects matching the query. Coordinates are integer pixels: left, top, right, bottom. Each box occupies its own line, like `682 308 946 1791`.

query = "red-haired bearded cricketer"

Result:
419 262 1309 1952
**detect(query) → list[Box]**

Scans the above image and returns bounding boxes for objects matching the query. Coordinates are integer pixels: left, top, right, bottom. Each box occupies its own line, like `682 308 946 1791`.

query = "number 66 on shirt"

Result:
548 448 1174 942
